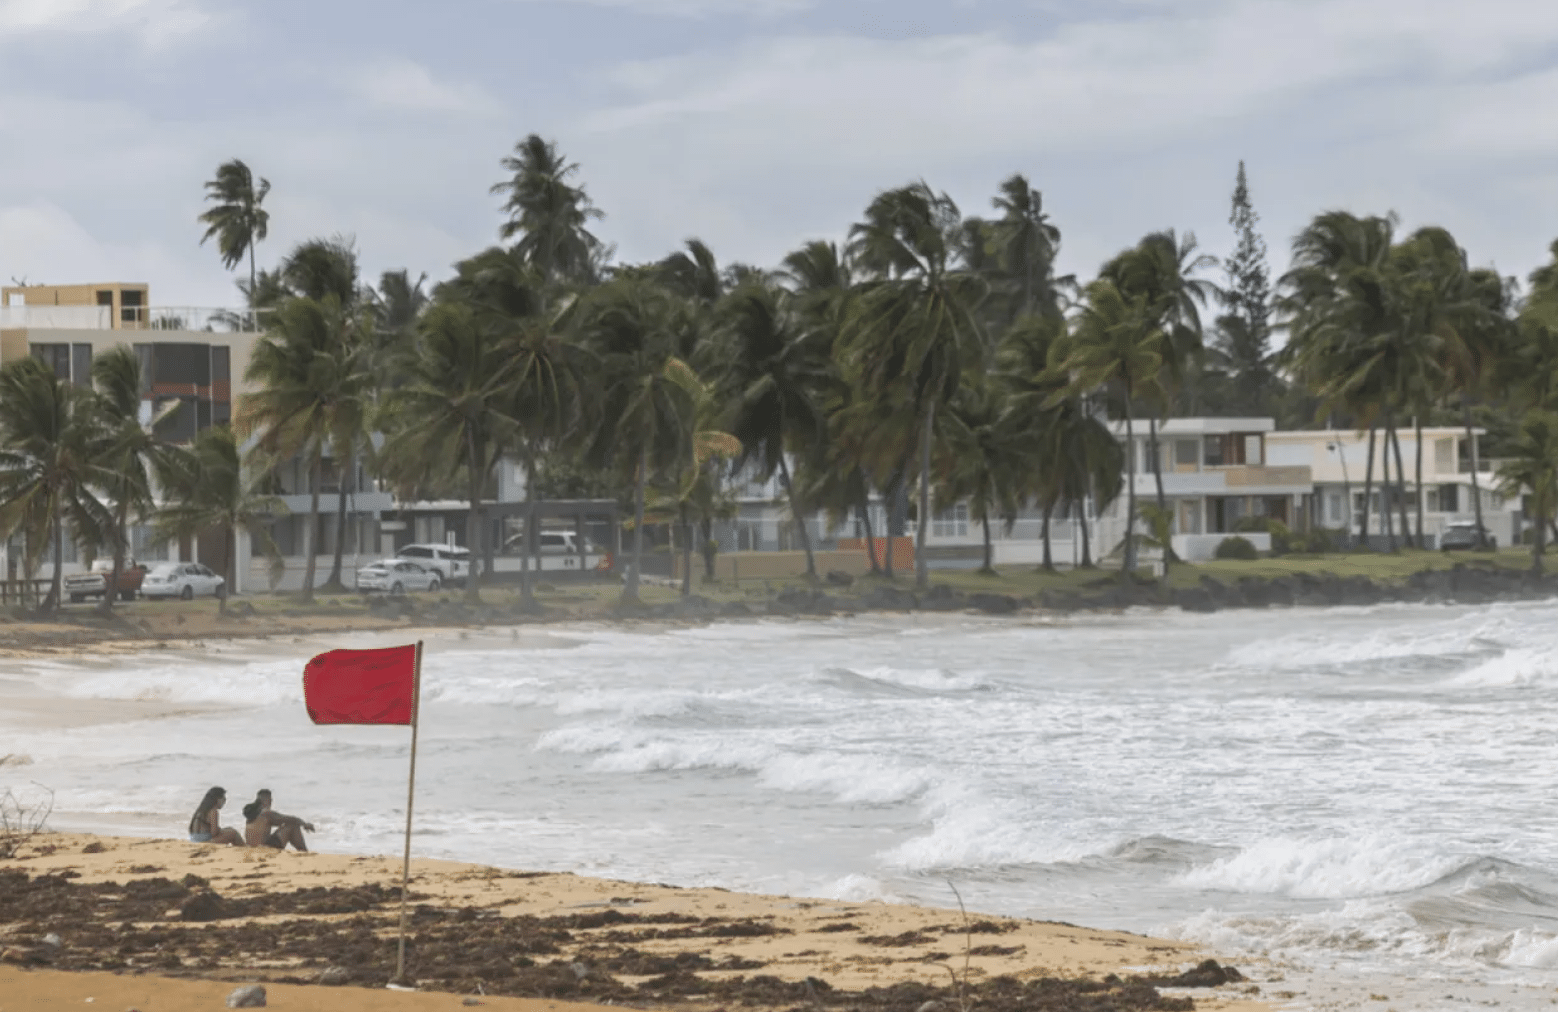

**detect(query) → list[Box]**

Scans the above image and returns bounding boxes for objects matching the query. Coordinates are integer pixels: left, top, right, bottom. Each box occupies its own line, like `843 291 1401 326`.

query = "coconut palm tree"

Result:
718 281 831 579
378 300 521 604
491 135 606 284
579 277 695 605
988 173 1067 323
842 182 987 590
198 159 271 307
1497 410 1558 573
1055 279 1164 576
936 382 1021 573
240 296 369 601
0 359 113 613
88 347 184 612
1279 211 1400 548
652 359 741 595
156 426 289 611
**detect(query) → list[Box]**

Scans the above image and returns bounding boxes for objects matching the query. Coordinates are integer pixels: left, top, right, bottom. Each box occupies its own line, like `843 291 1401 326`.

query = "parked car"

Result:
140 562 225 600
394 543 471 586
356 559 441 595
500 529 613 572
65 558 147 603
1441 522 1497 551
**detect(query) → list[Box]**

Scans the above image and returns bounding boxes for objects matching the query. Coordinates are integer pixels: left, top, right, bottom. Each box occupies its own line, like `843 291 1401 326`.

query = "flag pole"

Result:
394 640 423 985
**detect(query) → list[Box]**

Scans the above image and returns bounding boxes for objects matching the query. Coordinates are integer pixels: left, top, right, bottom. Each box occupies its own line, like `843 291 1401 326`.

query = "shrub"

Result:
1267 519 1293 556
1304 527 1337 553
1214 535 1259 560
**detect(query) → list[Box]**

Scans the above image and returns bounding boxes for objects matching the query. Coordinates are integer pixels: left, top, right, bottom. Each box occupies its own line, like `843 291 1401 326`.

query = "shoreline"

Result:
0 557 1553 658
0 832 1273 1012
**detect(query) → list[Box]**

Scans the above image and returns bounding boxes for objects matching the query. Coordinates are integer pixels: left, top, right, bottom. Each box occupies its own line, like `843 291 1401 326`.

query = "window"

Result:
1436 439 1454 471
932 503 969 538
1204 436 1225 467
1175 439 1198 467
1244 434 1264 465
1438 484 1459 513
30 343 70 380
120 288 143 326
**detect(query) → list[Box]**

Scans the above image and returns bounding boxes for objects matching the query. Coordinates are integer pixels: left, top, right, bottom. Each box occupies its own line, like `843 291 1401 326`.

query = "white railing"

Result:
0 305 259 332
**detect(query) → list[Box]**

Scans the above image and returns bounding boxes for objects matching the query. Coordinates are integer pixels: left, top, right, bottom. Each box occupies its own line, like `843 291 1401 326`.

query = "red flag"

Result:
303 645 418 725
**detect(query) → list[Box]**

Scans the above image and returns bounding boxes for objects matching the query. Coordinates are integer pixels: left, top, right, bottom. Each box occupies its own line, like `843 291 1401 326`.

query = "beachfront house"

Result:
1265 427 1515 549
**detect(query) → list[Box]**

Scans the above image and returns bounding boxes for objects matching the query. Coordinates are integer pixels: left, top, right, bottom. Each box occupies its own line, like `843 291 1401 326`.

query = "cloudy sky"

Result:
3 0 1557 307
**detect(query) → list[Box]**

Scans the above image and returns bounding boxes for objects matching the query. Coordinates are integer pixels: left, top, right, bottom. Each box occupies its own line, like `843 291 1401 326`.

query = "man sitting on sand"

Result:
242 789 314 851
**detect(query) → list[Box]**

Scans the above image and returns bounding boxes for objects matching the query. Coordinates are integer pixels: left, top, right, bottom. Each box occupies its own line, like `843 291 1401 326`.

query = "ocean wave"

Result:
1222 612 1514 673
811 665 994 697
757 752 931 805
1444 646 1558 688
1177 834 1466 899
880 804 1104 871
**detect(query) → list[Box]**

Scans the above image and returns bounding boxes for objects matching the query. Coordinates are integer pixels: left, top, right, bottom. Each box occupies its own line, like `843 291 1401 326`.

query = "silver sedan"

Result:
355 559 442 595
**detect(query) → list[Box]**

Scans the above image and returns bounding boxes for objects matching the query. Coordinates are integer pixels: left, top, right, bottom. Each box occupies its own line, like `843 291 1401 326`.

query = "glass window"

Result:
1203 436 1225 467
1175 439 1198 466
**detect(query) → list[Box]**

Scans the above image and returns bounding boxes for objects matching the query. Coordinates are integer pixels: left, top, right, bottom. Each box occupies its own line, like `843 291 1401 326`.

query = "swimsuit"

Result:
189 832 213 842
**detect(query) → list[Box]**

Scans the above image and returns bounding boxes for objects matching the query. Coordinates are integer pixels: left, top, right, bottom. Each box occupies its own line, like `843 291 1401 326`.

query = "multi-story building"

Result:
0 282 393 593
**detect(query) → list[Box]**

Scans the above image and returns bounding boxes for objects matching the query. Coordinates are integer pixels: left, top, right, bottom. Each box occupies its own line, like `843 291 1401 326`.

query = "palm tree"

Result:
656 359 741 595
491 135 606 284
580 277 696 606
198 159 271 307
378 300 520 604
0 359 113 613
1100 230 1217 544
988 173 1067 323
1279 211 1399 548
156 426 289 610
843 182 986 591
937 382 1020 573
240 296 369 601
88 347 183 612
719 282 831 579
1056 279 1164 576
1497 410 1558 573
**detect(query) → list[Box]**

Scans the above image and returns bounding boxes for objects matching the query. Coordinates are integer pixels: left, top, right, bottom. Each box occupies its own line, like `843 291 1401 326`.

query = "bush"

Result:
1267 519 1293 556
1214 535 1259 560
1304 527 1338 553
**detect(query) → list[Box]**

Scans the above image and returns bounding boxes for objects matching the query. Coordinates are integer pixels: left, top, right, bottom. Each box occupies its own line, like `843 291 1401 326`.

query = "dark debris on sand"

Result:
0 868 1231 1012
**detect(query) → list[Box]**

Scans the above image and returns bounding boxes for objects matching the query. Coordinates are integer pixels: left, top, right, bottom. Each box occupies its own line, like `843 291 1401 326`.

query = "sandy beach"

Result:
0 831 1272 1012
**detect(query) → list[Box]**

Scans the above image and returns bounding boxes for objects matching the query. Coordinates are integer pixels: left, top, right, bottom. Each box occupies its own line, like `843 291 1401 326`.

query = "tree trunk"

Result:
979 502 994 574
1463 402 1489 549
679 500 693 597
1040 498 1054 571
300 454 322 602
323 447 352 593
1533 487 1547 575
222 523 237 614
101 494 131 614
464 431 484 605
519 449 537 609
622 446 647 605
1149 414 1176 563
1079 494 1094 568
858 494 881 574
1391 422 1412 549
1414 417 1425 548
1122 403 1138 576
775 452 816 579
45 510 64 614
1389 417 1402 548
915 403 934 592
700 517 716 579
1360 425 1377 549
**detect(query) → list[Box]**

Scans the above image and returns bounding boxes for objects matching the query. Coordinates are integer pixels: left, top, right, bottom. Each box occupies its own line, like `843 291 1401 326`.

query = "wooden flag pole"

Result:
394 640 424 985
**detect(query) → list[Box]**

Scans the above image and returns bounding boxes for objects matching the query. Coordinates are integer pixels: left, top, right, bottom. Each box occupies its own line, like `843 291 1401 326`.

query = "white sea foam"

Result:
756 752 931 805
880 802 1104 871
1446 646 1558 688
1177 834 1465 899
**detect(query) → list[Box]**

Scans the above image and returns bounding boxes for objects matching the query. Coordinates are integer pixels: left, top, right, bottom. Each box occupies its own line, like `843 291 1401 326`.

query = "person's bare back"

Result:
241 789 314 851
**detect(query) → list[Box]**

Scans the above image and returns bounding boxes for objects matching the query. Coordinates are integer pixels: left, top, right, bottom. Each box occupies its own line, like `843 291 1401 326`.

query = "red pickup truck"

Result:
65 559 148 603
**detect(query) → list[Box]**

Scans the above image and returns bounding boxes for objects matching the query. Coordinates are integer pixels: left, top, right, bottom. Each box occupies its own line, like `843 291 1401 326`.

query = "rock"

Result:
570 962 590 980
919 585 964 611
825 570 855 587
316 966 351 986
669 595 716 618
1175 587 1218 613
967 592 1020 615
861 586 917 611
81 841 105 854
773 587 834 615
720 601 752 617
1154 959 1245 987
179 888 226 922
225 985 267 1008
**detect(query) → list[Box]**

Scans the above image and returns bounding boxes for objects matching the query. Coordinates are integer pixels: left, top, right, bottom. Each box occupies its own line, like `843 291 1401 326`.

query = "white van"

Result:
394 543 472 586
504 530 611 572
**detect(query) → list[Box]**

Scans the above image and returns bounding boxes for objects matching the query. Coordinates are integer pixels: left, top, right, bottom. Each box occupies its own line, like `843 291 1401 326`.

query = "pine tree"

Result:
1212 162 1276 414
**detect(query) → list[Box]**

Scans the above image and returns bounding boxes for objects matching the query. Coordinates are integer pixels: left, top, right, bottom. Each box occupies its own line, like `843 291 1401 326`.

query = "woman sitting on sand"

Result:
188 786 244 846
242 789 314 851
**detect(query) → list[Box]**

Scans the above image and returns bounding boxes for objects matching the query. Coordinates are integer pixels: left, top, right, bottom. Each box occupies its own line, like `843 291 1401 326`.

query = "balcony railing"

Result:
0 305 259 332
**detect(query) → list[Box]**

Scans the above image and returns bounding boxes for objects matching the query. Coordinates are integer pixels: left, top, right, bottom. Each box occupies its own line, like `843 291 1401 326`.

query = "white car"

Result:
356 559 442 595
141 562 225 600
394 544 471 586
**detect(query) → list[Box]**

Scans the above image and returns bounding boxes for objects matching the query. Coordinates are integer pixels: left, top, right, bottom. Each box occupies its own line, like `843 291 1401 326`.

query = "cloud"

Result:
345 60 503 117
0 0 210 44
504 0 813 16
